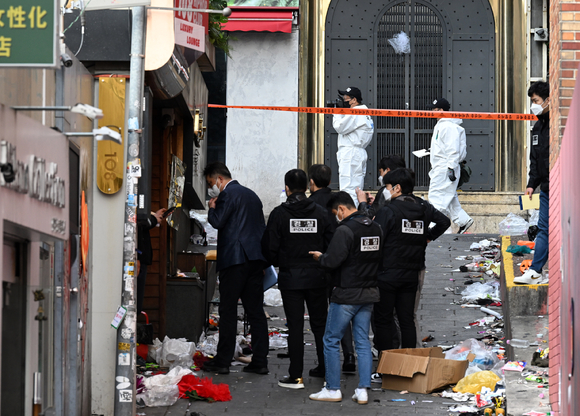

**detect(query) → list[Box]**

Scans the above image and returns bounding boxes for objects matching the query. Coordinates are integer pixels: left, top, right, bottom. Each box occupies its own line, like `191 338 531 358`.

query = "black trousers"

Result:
373 272 418 350
281 287 328 379
215 261 269 367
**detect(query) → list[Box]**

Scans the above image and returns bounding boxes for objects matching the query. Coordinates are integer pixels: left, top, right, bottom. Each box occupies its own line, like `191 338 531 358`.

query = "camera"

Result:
60 53 73 68
325 94 348 108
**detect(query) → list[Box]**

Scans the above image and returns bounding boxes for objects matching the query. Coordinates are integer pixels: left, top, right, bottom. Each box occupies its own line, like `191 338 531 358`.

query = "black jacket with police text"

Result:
319 212 382 304
374 195 450 281
262 192 334 290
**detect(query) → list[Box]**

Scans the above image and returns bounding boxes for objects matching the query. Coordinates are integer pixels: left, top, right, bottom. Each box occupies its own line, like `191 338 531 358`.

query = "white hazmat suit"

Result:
333 105 374 206
427 117 472 227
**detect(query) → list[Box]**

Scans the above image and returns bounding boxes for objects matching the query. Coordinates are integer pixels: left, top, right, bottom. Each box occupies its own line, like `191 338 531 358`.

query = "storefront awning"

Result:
222 7 297 33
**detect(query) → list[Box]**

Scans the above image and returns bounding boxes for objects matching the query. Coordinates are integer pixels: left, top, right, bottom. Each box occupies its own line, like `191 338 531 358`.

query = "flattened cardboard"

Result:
377 347 471 394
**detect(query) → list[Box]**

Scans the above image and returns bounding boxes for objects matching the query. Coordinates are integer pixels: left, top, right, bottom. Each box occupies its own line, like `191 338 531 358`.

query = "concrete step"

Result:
415 191 527 234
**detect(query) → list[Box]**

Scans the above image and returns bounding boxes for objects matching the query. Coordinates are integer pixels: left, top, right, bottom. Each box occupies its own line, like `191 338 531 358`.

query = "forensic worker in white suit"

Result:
332 87 374 207
426 98 474 234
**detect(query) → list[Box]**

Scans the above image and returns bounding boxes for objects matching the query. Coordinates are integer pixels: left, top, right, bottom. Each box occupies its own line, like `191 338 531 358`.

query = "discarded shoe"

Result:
514 268 543 284
309 387 342 402
458 218 474 234
278 376 304 389
351 388 368 405
202 360 230 374
242 363 269 375
371 372 382 384
342 353 356 372
309 365 325 378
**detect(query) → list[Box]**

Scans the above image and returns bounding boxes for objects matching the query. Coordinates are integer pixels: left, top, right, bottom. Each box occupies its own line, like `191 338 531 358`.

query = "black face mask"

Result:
341 97 351 108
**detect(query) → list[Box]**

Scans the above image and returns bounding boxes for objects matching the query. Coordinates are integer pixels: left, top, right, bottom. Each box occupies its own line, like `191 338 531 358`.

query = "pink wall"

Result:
551 63 580 415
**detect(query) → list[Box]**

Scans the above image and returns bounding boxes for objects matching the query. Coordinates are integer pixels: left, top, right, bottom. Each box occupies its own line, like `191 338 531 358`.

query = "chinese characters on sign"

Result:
0 0 56 66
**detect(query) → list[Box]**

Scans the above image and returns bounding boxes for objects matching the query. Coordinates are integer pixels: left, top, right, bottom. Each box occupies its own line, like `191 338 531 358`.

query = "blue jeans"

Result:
323 302 373 390
530 190 549 273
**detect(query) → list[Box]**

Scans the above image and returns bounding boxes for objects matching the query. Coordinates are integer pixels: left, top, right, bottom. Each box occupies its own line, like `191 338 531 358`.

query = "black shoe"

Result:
278 376 305 389
342 354 356 373
309 365 325 378
243 364 269 374
457 218 474 234
277 352 290 359
202 361 230 374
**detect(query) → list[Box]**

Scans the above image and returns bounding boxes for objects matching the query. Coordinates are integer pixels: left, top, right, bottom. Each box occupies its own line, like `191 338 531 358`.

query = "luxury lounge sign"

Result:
0 140 66 208
174 0 208 52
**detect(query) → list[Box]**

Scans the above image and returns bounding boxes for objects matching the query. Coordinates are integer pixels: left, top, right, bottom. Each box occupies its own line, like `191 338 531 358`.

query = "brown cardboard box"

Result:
377 347 472 394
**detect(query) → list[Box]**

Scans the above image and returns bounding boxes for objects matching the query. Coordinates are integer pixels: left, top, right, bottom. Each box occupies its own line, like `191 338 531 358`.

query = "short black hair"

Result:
378 155 406 172
203 162 231 179
382 168 415 194
327 191 356 211
285 169 308 193
308 164 332 188
528 81 549 100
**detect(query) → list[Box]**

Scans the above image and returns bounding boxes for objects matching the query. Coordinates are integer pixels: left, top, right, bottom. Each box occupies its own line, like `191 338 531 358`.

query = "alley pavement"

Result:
140 234 503 416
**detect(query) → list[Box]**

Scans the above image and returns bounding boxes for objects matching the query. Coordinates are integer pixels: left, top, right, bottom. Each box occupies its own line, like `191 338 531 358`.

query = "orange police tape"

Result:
207 104 536 121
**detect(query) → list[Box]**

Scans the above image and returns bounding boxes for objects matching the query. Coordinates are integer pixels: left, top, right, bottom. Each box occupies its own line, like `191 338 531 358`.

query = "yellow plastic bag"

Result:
453 371 501 394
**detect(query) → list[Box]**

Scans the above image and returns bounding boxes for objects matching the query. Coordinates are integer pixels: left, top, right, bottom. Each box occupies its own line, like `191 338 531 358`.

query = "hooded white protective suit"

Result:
333 104 374 206
428 118 472 227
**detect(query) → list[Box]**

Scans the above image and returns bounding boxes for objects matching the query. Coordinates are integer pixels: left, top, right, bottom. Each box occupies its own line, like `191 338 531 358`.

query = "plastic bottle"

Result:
507 339 530 348
280 190 287 204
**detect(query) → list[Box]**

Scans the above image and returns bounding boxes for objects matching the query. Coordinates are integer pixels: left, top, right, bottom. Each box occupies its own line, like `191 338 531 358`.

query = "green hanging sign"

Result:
0 0 58 67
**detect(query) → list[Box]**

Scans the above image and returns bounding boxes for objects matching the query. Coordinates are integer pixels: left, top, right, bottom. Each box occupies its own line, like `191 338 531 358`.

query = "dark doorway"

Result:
325 0 496 191
2 237 27 416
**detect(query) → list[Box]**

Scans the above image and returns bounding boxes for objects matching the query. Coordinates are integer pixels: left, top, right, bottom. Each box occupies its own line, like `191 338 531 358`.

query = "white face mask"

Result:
530 103 544 116
208 179 221 198
335 209 343 223
382 187 392 202
208 185 220 198
378 175 383 186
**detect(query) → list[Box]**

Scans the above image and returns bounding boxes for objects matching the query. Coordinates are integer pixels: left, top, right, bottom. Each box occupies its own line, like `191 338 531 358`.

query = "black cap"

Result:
338 87 362 102
426 98 450 111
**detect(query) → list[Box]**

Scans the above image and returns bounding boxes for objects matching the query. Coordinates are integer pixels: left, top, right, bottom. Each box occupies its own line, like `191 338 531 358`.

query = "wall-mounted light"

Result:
65 127 122 144
193 109 206 141
11 103 104 120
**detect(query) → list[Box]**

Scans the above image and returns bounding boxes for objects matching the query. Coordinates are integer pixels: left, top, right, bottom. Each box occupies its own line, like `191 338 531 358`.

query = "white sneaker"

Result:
309 387 342 402
514 268 543 284
352 388 368 405
371 372 382 384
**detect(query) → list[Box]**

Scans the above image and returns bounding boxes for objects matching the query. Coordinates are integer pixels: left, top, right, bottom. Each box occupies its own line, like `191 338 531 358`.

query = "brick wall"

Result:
548 1 580 414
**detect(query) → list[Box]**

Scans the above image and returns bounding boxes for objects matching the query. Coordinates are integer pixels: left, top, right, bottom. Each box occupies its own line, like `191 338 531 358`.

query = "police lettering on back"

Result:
402 219 424 234
360 236 380 251
289 219 318 233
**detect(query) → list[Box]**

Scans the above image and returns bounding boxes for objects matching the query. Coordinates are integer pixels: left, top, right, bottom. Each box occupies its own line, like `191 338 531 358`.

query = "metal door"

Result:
375 1 443 189
325 0 496 191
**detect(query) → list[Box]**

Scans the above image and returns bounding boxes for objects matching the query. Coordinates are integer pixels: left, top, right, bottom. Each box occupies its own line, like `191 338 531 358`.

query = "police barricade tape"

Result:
207 104 536 121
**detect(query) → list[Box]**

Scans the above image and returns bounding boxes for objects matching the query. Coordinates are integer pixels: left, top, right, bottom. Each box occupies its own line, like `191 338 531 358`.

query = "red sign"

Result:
174 0 208 52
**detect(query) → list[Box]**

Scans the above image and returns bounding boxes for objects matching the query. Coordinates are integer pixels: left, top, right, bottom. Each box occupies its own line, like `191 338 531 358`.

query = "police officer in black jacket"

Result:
373 168 450 350
515 81 550 284
262 169 334 389
356 155 406 219
307 164 358 373
308 191 383 404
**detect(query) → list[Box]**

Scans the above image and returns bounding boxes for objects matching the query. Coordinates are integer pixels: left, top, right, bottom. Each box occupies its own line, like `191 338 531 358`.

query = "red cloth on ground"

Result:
178 374 232 402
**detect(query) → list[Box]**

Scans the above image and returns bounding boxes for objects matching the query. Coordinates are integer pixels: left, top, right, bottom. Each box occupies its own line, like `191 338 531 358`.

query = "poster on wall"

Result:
167 155 186 230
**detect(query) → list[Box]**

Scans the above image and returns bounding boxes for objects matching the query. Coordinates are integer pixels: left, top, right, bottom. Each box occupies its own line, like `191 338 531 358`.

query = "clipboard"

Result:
519 194 540 210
